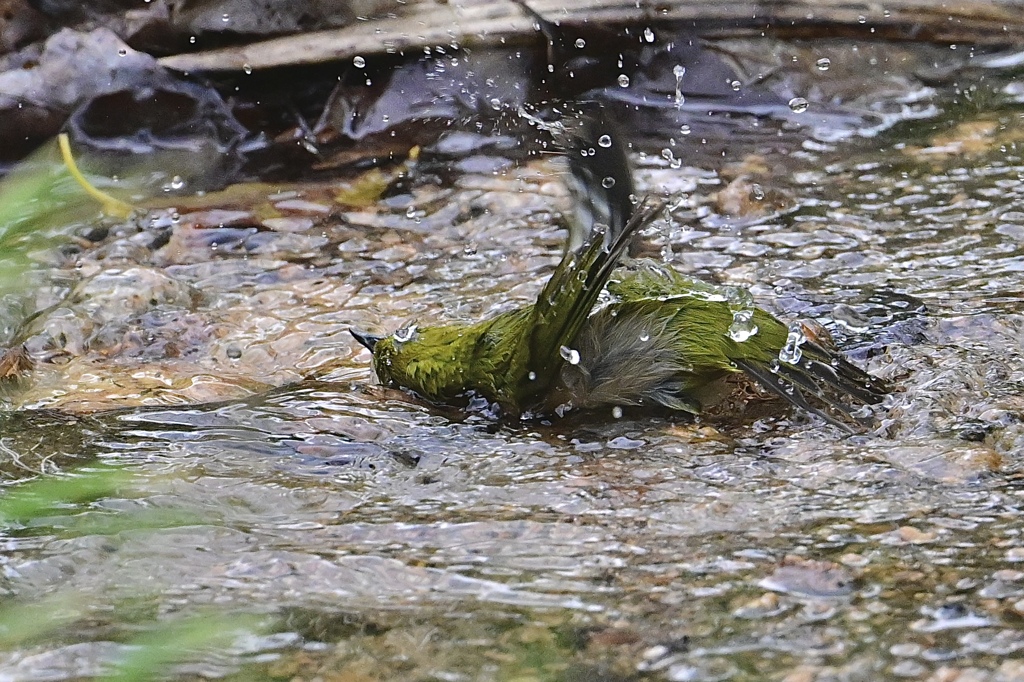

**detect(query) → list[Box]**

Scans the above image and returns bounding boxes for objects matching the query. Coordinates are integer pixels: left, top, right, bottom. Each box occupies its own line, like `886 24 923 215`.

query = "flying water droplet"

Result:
643 27 655 42
816 57 831 71
575 38 586 48
778 323 807 364
528 371 537 381
601 176 616 189
661 148 682 169
751 184 765 201
163 175 186 192
612 406 623 419
673 64 686 108
639 331 650 342
598 134 612 147
617 74 630 87
353 55 366 68
788 97 810 113
560 346 581 365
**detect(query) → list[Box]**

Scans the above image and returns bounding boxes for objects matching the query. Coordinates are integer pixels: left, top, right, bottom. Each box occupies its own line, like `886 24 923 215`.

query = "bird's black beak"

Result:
350 329 383 352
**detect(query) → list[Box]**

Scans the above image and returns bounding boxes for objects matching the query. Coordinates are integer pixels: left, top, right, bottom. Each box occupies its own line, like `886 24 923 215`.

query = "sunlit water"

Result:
2 41 1024 682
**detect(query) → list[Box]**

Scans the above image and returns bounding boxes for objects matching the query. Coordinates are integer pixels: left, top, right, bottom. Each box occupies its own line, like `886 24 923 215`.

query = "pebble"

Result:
897 525 937 544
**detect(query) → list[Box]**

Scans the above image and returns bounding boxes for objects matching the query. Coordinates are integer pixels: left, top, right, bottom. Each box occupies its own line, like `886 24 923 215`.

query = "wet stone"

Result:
759 557 856 598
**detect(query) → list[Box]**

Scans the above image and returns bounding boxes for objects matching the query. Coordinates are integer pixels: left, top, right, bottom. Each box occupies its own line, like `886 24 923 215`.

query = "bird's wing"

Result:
512 202 663 411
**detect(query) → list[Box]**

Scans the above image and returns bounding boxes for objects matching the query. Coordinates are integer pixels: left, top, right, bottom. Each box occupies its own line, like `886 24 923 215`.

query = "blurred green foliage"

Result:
0 466 266 680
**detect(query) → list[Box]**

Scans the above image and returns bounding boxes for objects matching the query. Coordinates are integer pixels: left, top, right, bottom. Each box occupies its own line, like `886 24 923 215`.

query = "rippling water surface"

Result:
1 40 1024 682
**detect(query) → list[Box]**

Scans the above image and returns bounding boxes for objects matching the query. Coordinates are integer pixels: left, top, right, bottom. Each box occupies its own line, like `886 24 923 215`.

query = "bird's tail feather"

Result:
734 342 887 432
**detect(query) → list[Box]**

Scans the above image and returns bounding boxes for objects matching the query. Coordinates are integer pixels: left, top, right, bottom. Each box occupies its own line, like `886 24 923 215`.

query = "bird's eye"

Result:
393 324 418 344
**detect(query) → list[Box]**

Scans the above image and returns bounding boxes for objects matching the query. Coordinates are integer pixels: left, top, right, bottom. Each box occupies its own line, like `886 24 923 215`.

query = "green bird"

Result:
351 199 665 417
351 248 886 427
351 108 887 428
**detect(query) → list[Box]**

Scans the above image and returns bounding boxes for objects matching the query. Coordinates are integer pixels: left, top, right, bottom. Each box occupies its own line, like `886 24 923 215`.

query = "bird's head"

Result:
350 324 467 397
350 326 410 386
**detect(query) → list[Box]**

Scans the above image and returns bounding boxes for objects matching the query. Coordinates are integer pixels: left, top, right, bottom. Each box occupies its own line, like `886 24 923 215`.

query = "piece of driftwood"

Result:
158 0 1024 73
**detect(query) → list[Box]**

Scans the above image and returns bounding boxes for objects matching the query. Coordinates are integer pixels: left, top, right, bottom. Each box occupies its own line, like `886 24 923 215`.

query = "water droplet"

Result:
601 176 616 189
816 57 831 71
221 13 230 22
728 310 759 342
673 64 686 107
661 148 681 169
751 184 765 201
730 80 742 91
117 48 127 57
353 55 366 68
639 331 650 342
489 97 502 111
617 74 630 87
643 27 655 42
778 323 807 364
528 371 537 381
598 134 612 148
788 97 810 113
679 124 691 135
560 346 581 365
612 406 623 419
574 38 586 48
